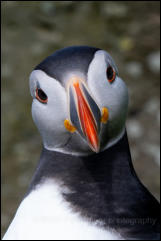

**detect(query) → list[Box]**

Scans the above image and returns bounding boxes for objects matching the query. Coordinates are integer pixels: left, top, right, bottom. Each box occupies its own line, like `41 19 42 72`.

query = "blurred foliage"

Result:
1 1 160 238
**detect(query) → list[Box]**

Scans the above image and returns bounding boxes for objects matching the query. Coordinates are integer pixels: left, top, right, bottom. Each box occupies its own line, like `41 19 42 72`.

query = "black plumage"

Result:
28 131 160 240
35 46 100 86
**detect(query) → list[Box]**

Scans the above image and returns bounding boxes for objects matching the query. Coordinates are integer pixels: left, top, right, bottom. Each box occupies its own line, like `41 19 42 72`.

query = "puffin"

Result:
3 46 160 240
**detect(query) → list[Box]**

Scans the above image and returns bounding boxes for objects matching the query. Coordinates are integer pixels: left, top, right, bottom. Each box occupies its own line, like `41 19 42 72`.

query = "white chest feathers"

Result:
3 179 123 240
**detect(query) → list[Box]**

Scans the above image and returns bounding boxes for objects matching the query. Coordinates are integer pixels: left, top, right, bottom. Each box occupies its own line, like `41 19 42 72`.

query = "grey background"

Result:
2 1 160 238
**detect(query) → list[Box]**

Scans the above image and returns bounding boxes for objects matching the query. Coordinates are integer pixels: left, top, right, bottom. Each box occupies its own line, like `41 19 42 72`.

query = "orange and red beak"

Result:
68 77 101 153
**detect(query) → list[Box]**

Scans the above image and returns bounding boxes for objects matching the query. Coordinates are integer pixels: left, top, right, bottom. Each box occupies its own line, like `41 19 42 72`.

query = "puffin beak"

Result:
68 77 101 153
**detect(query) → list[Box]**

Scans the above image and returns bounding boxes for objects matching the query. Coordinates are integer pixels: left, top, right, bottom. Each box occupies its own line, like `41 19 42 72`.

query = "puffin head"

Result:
29 46 128 156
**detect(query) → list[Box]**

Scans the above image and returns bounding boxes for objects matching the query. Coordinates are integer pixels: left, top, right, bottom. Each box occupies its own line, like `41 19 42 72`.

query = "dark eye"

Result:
106 66 116 83
36 88 48 103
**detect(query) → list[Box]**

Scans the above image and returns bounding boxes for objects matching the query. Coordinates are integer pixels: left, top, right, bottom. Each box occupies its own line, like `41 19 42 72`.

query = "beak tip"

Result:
90 143 100 153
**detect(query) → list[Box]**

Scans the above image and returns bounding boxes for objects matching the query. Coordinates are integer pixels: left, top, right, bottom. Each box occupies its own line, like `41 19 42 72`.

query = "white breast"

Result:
3 179 123 240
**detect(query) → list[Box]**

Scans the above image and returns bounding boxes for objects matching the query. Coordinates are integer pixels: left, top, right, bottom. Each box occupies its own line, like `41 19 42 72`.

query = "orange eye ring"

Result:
36 88 48 103
106 66 116 83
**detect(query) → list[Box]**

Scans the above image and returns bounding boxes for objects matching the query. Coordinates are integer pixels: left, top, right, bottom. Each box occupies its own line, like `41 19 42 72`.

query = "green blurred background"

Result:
1 1 160 237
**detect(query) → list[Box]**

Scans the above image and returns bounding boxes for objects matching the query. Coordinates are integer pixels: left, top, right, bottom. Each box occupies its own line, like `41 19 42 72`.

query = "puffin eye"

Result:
106 66 116 83
36 88 48 103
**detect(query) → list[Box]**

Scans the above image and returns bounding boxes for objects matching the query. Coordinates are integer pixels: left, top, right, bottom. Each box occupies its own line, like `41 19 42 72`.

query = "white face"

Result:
29 50 128 156
87 50 128 149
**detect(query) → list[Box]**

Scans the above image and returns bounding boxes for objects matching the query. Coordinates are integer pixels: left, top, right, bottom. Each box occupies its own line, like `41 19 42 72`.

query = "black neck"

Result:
29 131 134 186
28 131 160 240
